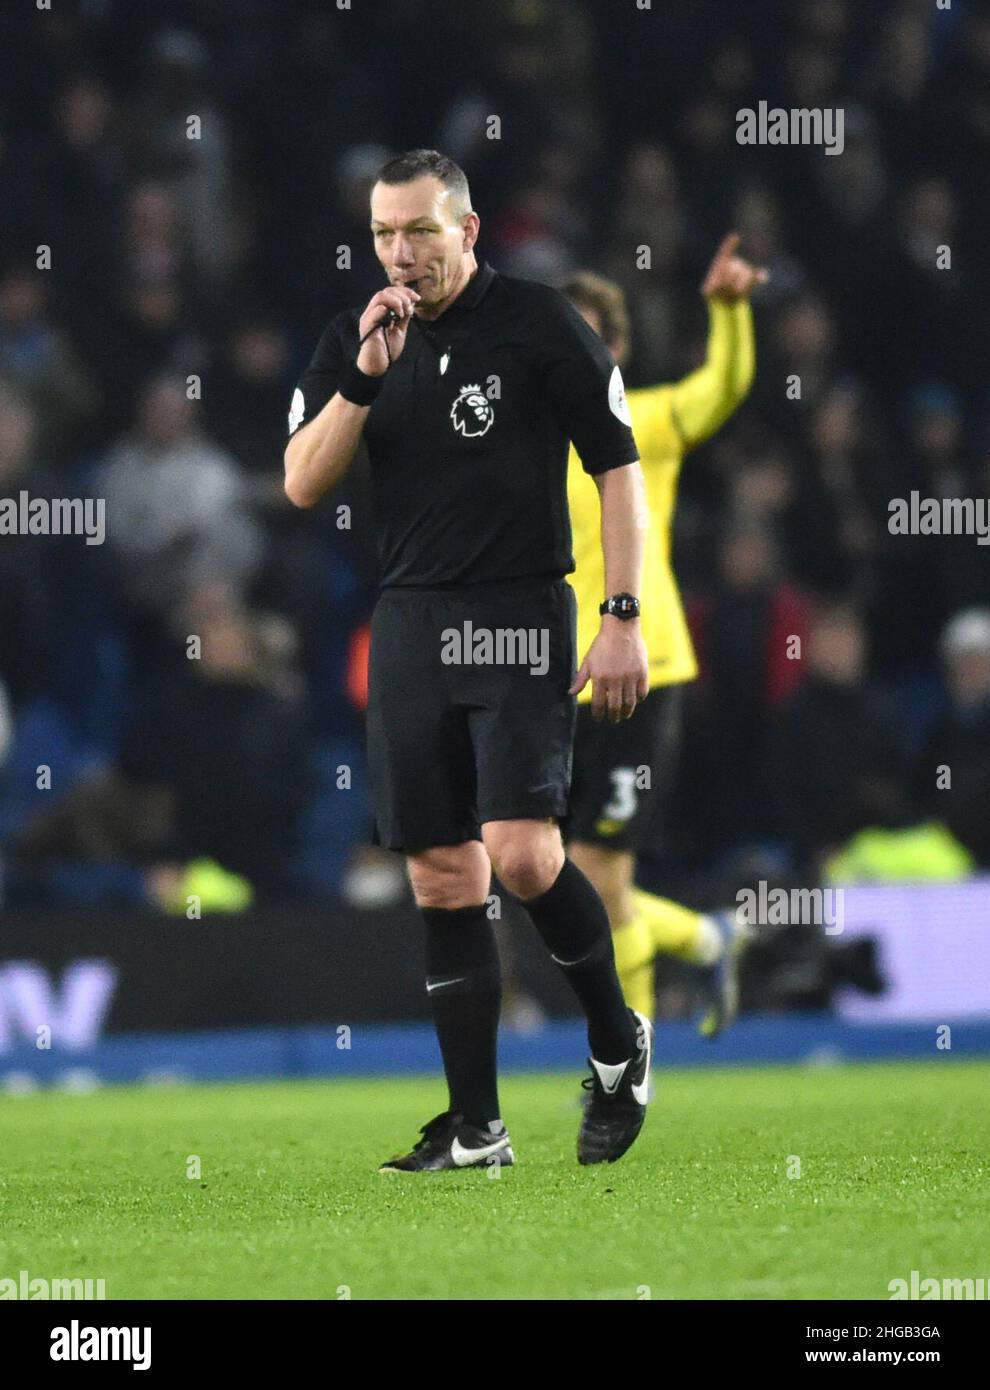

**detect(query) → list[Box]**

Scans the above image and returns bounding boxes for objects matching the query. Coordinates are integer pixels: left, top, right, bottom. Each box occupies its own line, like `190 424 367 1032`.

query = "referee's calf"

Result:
285 149 653 1170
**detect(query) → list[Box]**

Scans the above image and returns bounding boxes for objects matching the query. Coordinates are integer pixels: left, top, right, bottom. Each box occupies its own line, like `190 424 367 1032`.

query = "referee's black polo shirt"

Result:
286 260 639 588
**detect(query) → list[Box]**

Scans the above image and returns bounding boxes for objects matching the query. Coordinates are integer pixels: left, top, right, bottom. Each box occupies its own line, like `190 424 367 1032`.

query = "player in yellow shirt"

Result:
562 234 768 1034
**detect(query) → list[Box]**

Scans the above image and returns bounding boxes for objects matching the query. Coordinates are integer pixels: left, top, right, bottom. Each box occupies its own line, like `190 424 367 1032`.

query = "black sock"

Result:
421 904 502 1129
521 858 637 1064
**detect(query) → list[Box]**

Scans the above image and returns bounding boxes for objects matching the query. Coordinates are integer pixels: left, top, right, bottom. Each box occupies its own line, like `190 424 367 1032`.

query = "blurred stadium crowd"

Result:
1 0 988 912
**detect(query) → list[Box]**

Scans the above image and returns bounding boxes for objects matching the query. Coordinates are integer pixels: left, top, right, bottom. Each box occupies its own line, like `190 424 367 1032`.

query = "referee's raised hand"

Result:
357 285 421 376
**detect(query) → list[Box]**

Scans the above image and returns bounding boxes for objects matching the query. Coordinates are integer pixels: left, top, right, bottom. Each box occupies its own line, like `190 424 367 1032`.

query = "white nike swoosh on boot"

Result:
630 1012 653 1105
590 1057 629 1095
450 1134 510 1167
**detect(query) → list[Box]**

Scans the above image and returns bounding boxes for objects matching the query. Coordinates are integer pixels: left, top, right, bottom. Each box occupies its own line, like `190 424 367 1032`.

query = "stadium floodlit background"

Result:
0 0 988 1305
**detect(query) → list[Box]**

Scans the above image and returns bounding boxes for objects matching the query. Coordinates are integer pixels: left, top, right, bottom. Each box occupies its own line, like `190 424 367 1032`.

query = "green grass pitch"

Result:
1 1061 986 1300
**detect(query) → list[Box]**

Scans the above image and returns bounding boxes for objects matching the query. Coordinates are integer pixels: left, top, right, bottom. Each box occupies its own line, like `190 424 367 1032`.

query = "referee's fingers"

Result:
605 681 625 724
569 660 590 697
378 287 417 318
590 678 608 721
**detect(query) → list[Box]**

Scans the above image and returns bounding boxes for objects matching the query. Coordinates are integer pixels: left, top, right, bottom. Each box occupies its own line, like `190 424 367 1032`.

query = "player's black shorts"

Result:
565 684 683 853
367 578 577 852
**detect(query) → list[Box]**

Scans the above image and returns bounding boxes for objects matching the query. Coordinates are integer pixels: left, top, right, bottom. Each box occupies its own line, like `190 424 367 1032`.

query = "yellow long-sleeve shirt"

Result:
568 297 755 699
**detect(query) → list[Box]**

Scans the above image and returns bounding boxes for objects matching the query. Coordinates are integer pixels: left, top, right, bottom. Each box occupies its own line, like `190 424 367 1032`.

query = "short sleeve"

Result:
286 316 348 440
541 291 640 475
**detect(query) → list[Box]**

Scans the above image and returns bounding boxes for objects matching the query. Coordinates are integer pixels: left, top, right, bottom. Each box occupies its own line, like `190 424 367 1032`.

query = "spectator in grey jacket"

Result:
99 372 264 619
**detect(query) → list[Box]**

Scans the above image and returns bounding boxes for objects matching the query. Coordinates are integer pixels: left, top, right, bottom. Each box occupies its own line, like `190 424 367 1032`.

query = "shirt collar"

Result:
443 259 495 314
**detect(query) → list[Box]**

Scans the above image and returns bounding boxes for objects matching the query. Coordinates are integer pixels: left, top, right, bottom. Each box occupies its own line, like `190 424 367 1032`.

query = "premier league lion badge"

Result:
450 384 495 438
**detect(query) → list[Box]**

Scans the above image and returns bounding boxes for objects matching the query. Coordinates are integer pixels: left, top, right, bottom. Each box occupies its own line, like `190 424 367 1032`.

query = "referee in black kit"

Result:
285 150 652 1171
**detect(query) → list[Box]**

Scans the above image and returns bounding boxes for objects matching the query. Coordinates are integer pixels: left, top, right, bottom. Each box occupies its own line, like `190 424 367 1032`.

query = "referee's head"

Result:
370 149 481 319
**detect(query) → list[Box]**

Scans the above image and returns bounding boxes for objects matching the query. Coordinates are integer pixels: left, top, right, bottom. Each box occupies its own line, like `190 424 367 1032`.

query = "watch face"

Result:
603 593 639 618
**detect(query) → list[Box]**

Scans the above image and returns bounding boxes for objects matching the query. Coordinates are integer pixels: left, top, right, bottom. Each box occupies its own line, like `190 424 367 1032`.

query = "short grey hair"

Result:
375 149 472 220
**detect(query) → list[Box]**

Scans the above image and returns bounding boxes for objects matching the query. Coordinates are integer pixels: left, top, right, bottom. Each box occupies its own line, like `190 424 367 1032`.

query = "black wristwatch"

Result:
599 593 641 621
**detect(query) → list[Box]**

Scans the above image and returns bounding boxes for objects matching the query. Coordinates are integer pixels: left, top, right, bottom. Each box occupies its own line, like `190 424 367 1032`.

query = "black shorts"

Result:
565 684 683 853
367 578 577 852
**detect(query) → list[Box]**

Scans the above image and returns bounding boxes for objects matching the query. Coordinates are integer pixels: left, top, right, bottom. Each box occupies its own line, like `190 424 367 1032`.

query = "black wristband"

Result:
599 592 641 620
339 360 385 406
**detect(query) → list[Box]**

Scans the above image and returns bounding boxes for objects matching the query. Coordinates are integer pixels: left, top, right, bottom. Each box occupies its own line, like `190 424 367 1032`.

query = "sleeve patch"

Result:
608 365 632 427
287 387 305 435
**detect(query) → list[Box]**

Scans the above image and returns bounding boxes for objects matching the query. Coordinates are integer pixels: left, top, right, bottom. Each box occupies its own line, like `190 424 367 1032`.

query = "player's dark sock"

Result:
421 904 502 1128
521 859 638 1064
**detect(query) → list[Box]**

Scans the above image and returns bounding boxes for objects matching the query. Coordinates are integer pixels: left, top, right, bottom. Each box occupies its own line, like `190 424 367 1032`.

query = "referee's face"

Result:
370 175 477 316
